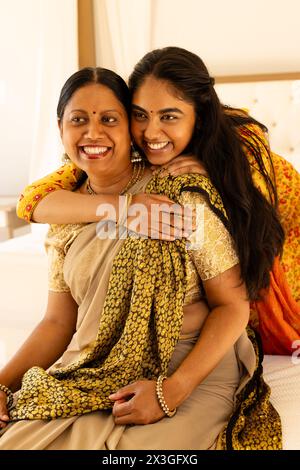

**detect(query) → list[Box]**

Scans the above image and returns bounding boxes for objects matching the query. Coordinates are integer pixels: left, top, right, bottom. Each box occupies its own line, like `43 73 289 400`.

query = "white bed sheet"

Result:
263 355 300 449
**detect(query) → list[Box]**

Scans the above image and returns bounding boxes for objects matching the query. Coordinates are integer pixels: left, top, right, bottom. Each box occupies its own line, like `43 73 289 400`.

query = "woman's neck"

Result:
85 163 133 195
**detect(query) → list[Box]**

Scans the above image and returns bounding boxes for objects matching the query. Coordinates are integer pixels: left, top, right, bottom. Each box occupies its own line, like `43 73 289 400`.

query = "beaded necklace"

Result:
86 160 145 195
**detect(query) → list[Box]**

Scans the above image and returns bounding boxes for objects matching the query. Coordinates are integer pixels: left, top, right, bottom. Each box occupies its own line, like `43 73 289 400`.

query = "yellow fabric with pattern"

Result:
17 163 81 222
217 327 281 450
239 123 300 302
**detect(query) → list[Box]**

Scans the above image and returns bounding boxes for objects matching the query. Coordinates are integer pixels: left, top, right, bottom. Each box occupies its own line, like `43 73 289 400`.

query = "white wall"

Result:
151 0 300 76
94 0 300 78
0 0 40 196
0 0 78 197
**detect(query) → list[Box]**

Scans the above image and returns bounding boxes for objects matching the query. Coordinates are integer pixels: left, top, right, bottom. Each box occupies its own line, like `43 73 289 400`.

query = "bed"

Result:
0 74 299 449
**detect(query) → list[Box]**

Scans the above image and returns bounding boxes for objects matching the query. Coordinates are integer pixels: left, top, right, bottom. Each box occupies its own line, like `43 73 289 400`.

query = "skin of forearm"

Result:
32 190 119 224
166 303 249 408
0 318 75 392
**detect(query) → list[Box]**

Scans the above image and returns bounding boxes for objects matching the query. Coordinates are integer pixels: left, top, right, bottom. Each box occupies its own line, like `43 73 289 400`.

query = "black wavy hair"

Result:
128 47 285 300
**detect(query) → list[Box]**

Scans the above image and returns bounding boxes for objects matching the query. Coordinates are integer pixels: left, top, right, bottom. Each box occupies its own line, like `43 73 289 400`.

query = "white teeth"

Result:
147 142 169 150
83 146 108 154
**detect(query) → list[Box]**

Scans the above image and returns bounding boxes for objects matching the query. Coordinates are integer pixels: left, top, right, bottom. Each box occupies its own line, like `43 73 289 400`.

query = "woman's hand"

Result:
151 155 208 178
109 380 165 425
0 391 10 429
127 193 196 241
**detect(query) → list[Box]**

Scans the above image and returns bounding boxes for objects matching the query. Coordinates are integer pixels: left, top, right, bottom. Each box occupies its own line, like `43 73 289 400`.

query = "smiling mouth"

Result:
145 141 170 151
79 145 112 159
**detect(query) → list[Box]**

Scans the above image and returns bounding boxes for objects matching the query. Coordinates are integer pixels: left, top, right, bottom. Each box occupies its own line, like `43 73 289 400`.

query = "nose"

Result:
85 120 106 139
143 117 163 141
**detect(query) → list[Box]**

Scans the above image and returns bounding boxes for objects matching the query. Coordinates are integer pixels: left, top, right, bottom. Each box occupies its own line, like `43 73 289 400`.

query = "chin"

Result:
147 155 174 166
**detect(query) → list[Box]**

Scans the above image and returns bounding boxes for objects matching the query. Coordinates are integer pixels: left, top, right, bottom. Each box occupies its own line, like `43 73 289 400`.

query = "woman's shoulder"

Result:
178 174 228 222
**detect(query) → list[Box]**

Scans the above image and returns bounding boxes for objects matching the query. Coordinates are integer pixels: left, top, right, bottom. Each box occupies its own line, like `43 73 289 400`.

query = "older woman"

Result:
0 64 281 450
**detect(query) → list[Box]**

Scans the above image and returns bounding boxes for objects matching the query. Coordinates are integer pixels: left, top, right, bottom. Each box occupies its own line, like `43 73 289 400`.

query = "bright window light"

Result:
0 339 6 367
292 81 300 104
0 80 6 105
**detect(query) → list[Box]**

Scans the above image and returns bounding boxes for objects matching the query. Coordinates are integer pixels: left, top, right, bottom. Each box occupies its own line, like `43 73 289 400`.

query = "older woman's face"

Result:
131 76 196 166
59 83 131 176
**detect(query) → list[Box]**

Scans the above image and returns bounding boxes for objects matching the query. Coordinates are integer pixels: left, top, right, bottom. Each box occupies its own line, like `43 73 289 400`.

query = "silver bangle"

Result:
0 383 14 410
155 375 177 418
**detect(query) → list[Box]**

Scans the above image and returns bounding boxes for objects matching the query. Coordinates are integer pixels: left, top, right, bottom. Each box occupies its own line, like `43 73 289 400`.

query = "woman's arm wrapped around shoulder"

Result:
16 156 206 225
15 162 195 238
16 163 123 224
17 162 83 222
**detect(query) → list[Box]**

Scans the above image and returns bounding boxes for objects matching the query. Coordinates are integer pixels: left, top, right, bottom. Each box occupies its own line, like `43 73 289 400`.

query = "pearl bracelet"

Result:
155 375 177 418
0 383 14 410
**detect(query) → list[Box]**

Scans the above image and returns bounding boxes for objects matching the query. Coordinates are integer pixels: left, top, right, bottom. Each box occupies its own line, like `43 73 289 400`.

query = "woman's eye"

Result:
132 111 147 121
71 116 86 124
161 114 177 121
102 116 117 123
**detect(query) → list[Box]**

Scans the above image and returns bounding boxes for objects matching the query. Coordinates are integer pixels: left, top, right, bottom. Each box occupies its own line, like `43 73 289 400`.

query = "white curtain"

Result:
29 0 78 182
93 0 156 81
0 0 77 196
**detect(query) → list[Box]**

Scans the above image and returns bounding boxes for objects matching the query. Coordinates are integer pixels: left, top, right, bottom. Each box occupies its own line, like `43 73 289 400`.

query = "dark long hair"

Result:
128 47 285 300
57 67 131 120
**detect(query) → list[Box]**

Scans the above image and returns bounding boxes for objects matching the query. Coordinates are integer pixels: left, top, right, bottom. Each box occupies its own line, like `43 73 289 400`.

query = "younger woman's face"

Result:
131 76 196 166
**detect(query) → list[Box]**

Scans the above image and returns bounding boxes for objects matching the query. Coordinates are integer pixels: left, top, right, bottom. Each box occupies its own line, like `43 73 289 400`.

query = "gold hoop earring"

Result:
130 144 142 163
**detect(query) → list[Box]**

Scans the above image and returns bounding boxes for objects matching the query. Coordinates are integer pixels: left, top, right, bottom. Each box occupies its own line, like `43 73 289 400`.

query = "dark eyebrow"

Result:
159 107 184 115
132 104 184 115
131 105 148 113
69 109 120 114
69 109 87 114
